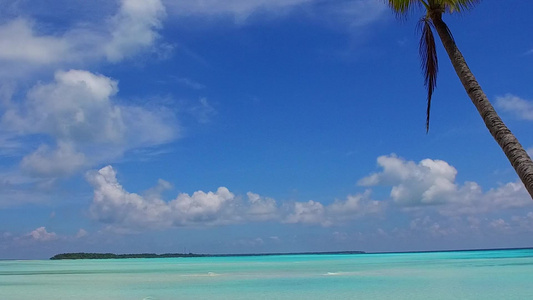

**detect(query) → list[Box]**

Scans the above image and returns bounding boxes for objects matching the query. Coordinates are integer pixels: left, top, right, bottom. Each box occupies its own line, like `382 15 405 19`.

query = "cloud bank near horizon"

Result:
84 155 532 234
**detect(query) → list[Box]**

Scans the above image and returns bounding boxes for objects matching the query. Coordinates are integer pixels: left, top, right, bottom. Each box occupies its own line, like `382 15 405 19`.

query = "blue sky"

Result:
1 0 533 259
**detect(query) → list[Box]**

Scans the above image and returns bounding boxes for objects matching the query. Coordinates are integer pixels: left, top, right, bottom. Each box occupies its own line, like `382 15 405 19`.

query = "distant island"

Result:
50 251 365 260
50 252 206 260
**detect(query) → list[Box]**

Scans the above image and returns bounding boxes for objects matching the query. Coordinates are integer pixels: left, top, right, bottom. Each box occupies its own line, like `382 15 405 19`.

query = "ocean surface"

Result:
2 249 533 299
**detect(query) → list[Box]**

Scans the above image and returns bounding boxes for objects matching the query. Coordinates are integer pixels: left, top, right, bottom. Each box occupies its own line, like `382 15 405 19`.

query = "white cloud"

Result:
444 180 532 215
143 179 173 200
285 200 328 225
359 154 532 214
171 187 237 224
75 229 88 238
285 192 384 226
2 69 177 176
359 154 457 206
327 191 384 219
246 192 278 221
80 153 532 236
87 165 259 229
26 227 58 242
484 181 531 209
165 0 386 26
496 94 533 120
88 165 173 229
21 142 86 177
0 19 71 65
87 165 384 230
0 0 167 77
105 0 166 62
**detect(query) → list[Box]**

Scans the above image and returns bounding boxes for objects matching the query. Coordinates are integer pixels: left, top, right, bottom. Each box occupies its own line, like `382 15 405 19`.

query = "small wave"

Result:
181 272 220 277
324 272 341 276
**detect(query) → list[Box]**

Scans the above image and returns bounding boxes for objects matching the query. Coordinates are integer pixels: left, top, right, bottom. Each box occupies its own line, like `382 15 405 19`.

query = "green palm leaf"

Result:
418 17 438 132
385 1 533 199
386 0 480 131
386 0 480 14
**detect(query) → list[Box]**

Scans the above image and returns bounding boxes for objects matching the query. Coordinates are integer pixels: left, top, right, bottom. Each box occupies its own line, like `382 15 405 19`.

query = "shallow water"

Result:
2 249 533 299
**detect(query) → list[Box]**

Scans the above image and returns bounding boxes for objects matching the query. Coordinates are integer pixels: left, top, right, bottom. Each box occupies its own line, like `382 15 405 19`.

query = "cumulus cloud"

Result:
247 192 278 221
171 187 237 224
1 69 177 176
285 192 384 226
105 0 166 62
87 165 385 230
327 191 384 218
20 142 86 177
0 0 167 77
87 165 272 229
143 179 173 200
0 0 172 206
26 227 58 242
496 94 533 121
359 154 532 214
442 180 532 215
359 154 457 206
0 19 71 65
285 200 328 225
88 165 171 229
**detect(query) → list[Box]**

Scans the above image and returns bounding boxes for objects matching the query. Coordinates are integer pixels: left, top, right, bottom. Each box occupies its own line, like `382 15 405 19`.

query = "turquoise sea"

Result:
2 249 533 299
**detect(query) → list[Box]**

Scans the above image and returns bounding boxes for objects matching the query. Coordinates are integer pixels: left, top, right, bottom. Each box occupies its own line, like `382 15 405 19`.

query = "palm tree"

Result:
386 0 533 200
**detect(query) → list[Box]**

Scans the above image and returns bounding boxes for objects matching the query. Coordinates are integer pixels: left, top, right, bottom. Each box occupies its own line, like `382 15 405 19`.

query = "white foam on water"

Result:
180 272 220 277
324 272 341 276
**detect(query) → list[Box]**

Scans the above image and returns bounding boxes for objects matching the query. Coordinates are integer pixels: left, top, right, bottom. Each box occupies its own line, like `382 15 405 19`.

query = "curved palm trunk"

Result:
430 13 533 200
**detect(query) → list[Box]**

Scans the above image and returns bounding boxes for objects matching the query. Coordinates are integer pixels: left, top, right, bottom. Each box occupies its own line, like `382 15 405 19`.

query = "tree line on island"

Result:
50 253 207 260
50 251 365 260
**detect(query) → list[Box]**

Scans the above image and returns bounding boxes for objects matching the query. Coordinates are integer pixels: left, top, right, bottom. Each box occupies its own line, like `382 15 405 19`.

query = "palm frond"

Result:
417 17 438 132
386 0 481 15
386 0 424 16
387 0 480 132
441 0 481 13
